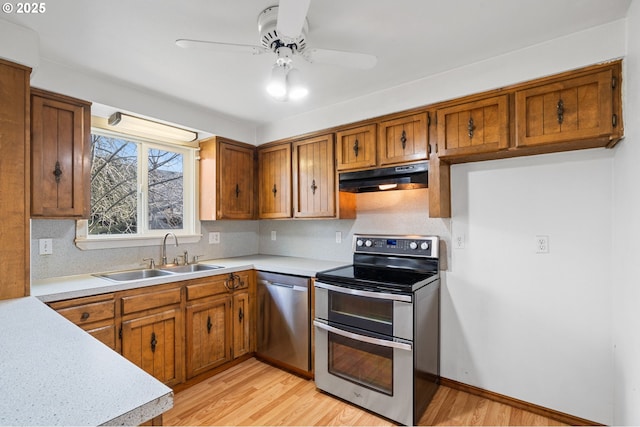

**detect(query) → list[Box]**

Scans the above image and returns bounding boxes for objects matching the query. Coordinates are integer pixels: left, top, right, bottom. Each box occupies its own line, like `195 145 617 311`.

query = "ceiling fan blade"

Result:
276 0 311 40
175 39 267 55
303 48 378 70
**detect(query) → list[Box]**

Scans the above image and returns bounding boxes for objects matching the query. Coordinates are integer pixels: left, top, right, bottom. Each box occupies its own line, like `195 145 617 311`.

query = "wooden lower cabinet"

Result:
48 293 116 350
121 307 182 386
232 291 251 358
185 295 231 379
48 270 256 387
184 270 255 380
119 285 184 387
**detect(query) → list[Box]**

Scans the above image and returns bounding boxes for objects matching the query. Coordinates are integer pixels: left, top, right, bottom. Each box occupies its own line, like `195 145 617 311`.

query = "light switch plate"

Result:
39 238 53 255
209 232 220 244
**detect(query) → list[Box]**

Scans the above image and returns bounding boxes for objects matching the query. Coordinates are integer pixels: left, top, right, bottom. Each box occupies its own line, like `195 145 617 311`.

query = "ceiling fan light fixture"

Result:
266 63 288 100
286 67 308 100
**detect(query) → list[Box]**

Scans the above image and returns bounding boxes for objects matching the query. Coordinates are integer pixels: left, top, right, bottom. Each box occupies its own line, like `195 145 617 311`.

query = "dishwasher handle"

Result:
258 279 308 293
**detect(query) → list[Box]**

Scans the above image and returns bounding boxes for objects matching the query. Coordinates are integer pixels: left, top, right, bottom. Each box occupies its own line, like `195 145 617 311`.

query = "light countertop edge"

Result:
0 297 173 426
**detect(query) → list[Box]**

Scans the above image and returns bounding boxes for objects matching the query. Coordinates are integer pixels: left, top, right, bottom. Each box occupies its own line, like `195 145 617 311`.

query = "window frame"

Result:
75 127 201 250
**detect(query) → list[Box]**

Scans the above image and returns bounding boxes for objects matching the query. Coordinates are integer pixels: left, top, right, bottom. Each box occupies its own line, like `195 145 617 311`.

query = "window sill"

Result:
75 234 202 250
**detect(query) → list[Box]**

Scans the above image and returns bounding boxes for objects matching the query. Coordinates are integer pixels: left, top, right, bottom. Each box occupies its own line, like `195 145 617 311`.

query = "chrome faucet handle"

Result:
143 258 156 269
183 250 189 265
193 254 204 263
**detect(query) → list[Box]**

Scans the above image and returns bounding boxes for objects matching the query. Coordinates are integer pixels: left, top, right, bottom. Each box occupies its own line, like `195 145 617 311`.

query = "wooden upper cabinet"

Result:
436 95 509 158
258 143 291 219
31 88 91 218
515 67 619 148
336 124 377 171
292 134 335 218
200 137 256 220
378 113 429 166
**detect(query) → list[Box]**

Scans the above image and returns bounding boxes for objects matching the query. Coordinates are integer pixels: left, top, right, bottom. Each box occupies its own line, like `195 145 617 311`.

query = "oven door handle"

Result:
314 281 412 303
313 320 412 351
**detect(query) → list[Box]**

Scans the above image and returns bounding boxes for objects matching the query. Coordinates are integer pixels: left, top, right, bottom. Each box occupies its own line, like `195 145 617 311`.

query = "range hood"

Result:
339 161 428 193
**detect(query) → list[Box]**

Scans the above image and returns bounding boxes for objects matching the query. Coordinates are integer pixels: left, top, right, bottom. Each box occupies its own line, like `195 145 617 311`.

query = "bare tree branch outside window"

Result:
89 134 184 235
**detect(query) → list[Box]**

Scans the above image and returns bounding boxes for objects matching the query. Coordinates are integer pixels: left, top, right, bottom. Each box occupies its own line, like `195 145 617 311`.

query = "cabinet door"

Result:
218 141 255 219
121 308 183 386
436 95 509 158
292 134 335 218
233 291 251 359
185 295 231 379
258 143 291 219
31 90 91 218
336 124 377 171
378 113 428 165
515 69 615 148
0 60 29 300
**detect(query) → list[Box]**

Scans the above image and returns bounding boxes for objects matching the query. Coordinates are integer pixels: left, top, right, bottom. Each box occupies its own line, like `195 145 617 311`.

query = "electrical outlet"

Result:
335 231 342 243
453 233 465 249
209 232 220 244
39 238 53 255
535 235 549 253
271 230 277 241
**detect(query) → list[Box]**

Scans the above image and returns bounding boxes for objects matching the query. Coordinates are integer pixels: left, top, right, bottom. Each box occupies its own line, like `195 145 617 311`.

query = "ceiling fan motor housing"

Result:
258 6 308 54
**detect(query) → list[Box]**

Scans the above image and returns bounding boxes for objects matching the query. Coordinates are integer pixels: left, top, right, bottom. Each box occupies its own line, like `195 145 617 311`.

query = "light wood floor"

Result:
163 358 567 426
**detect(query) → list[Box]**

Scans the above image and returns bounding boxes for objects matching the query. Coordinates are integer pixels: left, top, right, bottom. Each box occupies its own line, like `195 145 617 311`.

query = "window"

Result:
76 129 199 249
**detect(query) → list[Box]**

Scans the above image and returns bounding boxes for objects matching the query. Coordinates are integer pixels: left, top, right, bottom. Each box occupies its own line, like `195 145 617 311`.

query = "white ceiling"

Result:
3 0 631 128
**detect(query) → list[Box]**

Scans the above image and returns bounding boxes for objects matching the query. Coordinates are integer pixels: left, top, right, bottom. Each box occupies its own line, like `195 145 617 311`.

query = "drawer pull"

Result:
467 117 475 138
207 315 212 334
238 307 244 322
353 139 359 157
150 332 157 352
80 312 90 321
400 130 407 149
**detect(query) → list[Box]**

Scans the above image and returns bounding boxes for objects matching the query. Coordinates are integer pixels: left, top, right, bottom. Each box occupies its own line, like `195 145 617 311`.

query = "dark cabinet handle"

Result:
467 117 475 138
150 332 157 353
207 315 212 334
311 179 318 195
238 307 244 322
235 183 240 198
272 184 277 197
53 161 63 184
400 130 407 149
80 312 90 321
353 139 359 157
557 99 564 124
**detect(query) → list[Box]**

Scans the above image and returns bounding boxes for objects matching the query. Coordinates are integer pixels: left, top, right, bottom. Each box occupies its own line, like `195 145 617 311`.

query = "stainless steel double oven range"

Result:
314 234 440 426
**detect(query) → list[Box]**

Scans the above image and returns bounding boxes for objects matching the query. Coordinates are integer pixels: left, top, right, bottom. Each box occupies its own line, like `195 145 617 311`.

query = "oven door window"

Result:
328 330 393 395
328 291 393 336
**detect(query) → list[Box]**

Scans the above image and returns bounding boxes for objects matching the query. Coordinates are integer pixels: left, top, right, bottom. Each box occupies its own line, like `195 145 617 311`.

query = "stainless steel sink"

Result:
159 264 223 274
95 268 175 282
94 264 223 282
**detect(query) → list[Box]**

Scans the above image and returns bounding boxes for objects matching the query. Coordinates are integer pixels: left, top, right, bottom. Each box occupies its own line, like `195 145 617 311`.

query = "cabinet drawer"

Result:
49 294 115 325
55 300 115 325
186 277 228 301
121 287 182 315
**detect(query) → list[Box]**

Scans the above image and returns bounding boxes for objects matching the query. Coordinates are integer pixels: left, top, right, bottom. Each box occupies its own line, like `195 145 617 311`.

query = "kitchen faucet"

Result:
161 232 179 266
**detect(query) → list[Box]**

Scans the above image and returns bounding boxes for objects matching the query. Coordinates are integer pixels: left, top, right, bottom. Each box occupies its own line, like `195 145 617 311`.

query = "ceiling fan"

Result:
175 0 377 101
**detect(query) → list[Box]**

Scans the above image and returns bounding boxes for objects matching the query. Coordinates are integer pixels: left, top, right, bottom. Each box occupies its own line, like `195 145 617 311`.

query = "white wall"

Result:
612 1 640 425
447 149 614 423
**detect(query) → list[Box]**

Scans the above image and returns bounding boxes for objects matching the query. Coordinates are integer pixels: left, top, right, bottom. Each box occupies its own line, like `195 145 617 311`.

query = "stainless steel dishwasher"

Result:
256 271 311 374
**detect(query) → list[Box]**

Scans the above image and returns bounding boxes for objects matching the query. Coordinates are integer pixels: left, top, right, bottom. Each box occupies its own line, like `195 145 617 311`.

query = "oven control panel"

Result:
353 234 439 258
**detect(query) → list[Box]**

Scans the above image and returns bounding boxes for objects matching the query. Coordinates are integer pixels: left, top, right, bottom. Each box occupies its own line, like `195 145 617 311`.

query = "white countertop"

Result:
0 297 173 426
32 255 348 302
